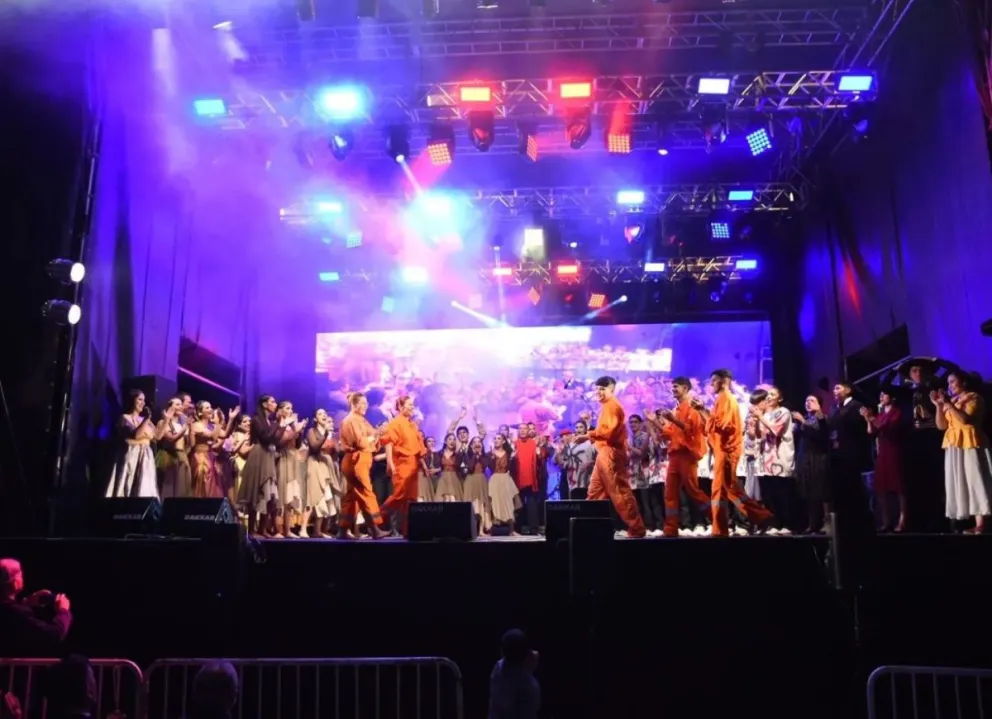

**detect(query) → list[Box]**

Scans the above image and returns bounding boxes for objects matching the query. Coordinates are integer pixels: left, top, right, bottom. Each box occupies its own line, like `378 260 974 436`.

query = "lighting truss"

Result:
232 8 870 66
210 71 856 132
480 259 749 287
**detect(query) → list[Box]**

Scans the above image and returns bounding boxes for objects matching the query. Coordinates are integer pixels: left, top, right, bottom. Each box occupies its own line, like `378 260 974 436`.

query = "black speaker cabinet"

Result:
90 498 163 537
162 498 237 541
408 502 477 542
545 499 612 543
568 517 616 599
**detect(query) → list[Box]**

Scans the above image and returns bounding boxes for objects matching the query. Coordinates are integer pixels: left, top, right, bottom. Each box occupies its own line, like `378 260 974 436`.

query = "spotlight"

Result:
710 221 731 240
606 130 631 154
42 300 81 326
697 77 731 95
565 107 592 150
701 107 727 151
656 122 672 156
426 123 455 165
846 103 873 142
314 85 367 122
329 130 354 160
518 122 538 161
386 125 410 162
837 73 875 93
624 222 644 243
468 111 495 152
46 259 85 284
588 293 606 309
193 99 226 117
745 127 772 156
707 275 729 303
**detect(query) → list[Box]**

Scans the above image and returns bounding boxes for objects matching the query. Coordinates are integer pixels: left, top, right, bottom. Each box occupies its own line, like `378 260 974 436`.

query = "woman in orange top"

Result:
337 392 388 540
381 395 427 536
932 372 992 533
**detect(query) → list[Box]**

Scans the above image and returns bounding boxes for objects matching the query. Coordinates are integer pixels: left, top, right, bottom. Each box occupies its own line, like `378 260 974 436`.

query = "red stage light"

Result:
525 135 538 161
560 82 592 99
528 287 541 305
607 133 632 154
588 293 606 309
460 86 492 103
556 263 580 276
492 266 512 277
426 140 452 166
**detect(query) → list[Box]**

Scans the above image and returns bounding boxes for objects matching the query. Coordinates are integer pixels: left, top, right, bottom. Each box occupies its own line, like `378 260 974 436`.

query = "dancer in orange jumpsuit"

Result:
337 392 388 539
657 376 711 537
573 376 647 538
695 369 772 536
381 395 426 537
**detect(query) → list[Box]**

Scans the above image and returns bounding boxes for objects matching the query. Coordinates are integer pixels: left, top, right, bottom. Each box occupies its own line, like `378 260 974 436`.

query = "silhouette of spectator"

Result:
44 655 96 719
489 629 540 719
0 559 72 656
189 662 239 719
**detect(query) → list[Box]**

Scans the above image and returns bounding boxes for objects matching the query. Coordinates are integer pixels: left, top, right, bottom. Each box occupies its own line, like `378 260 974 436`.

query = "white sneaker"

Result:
649 529 663 537
679 528 693 537
767 528 780 535
692 525 707 536
777 528 792 536
701 526 713 537
614 530 629 539
733 526 748 536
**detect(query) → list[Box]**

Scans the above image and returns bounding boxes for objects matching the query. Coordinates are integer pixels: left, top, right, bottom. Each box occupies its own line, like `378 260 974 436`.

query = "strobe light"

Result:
42 300 81 326
46 259 85 284
426 123 455 166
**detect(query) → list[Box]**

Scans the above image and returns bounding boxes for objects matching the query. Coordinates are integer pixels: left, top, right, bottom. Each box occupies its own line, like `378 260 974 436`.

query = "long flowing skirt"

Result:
945 446 992 519
306 455 336 518
488 472 520 524
156 448 192 499
237 444 278 514
106 444 159 499
278 448 304 513
191 450 225 498
417 471 436 501
436 470 463 501
230 455 247 501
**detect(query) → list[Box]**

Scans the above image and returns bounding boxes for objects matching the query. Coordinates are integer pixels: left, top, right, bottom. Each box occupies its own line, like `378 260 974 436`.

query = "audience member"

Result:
489 629 540 719
43 655 96 719
0 559 72 656
190 662 239 719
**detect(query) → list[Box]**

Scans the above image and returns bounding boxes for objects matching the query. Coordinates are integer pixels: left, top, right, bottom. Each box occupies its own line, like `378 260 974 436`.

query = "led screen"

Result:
315 321 772 440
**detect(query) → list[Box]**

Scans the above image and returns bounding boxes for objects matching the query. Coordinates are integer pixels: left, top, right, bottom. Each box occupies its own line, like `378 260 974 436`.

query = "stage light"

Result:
346 232 363 248
616 190 645 206
420 194 452 217
644 262 666 273
568 241 578 249
315 86 367 121
386 125 410 162
523 227 544 249
460 86 492 103
47 259 85 284
556 263 580 276
565 107 592 150
468 111 495 152
846 103 873 142
527 287 541 305
588 293 606 309
315 201 343 214
193 98 226 117
619 295 628 302
381 296 396 313
624 223 643 243
560 82 592 99
736 259 758 270
400 266 429 284
518 123 538 161
41 300 81 326
656 123 672 156
707 275 729 303
607 131 631 155
710 222 731 240
426 123 455 165
837 74 875 93
728 189 755 202
329 130 354 160
697 77 731 95
493 266 513 277
318 271 341 282
746 128 772 156
702 108 728 150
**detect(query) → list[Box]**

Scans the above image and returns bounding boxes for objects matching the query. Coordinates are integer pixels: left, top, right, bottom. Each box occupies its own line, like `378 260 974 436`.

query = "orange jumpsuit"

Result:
338 411 383 530
380 414 426 535
588 396 647 538
707 390 771 536
661 400 711 537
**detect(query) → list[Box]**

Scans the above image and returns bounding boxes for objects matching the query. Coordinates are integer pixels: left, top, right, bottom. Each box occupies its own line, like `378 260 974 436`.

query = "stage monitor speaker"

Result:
121 375 178 417
162 498 238 541
408 502 477 542
545 500 612 543
568 517 615 600
90 498 163 537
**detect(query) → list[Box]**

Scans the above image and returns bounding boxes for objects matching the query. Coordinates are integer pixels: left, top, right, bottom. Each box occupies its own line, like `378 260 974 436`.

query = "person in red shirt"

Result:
694 369 772 536
656 376 711 537
381 395 427 537
573 376 646 538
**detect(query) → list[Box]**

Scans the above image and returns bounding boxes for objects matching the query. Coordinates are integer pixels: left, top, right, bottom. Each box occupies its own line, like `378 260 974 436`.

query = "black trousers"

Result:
760 476 800 530
517 487 542 533
636 486 665 531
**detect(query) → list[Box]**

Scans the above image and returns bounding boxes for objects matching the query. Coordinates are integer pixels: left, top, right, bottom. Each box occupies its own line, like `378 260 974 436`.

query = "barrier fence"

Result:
867 665 992 719
0 658 143 719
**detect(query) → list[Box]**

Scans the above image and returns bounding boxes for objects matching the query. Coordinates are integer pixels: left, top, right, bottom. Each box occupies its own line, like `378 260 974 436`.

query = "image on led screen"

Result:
315 321 772 440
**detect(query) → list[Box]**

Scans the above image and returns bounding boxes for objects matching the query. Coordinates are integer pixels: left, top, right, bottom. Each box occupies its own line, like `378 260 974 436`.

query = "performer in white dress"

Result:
105 389 160 499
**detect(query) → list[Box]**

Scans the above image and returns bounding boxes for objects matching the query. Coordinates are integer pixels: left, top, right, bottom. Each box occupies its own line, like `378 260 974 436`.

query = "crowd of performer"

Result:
104 363 992 539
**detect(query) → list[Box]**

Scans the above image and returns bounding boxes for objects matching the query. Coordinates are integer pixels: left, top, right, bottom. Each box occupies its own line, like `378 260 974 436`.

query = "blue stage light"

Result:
616 190 645 206
736 259 758 270
318 271 340 282
746 128 772 156
193 98 227 117
421 194 452 218
314 86 367 121
315 201 343 214
381 296 395 313
710 222 731 240
837 74 874 93
728 190 754 202
346 232 362 248
400 266 429 285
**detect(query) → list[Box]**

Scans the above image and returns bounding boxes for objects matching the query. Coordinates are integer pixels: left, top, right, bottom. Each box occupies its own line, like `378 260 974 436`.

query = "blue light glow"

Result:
314 86 367 121
837 74 874 93
381 296 396 313
710 222 731 240
616 190 645 206
346 232 362 248
746 128 772 157
728 190 755 202
400 266 429 285
318 271 340 282
735 259 758 270
315 201 343 214
193 99 227 117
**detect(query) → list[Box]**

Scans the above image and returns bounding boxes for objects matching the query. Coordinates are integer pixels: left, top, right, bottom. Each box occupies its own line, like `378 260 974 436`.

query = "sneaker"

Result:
701 526 713 537
679 528 693 537
648 529 664 537
778 528 792 536
767 528 780 535
733 526 748 536
692 525 707 536
614 530 629 539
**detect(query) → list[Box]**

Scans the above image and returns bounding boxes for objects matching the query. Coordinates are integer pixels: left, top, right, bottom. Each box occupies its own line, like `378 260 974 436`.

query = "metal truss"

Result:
212 71 855 132
237 8 870 65
478 258 750 287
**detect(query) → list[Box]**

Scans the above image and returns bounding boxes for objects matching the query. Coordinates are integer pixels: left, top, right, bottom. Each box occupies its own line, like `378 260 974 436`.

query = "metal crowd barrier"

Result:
867 665 992 719
0 658 143 719
144 657 465 719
